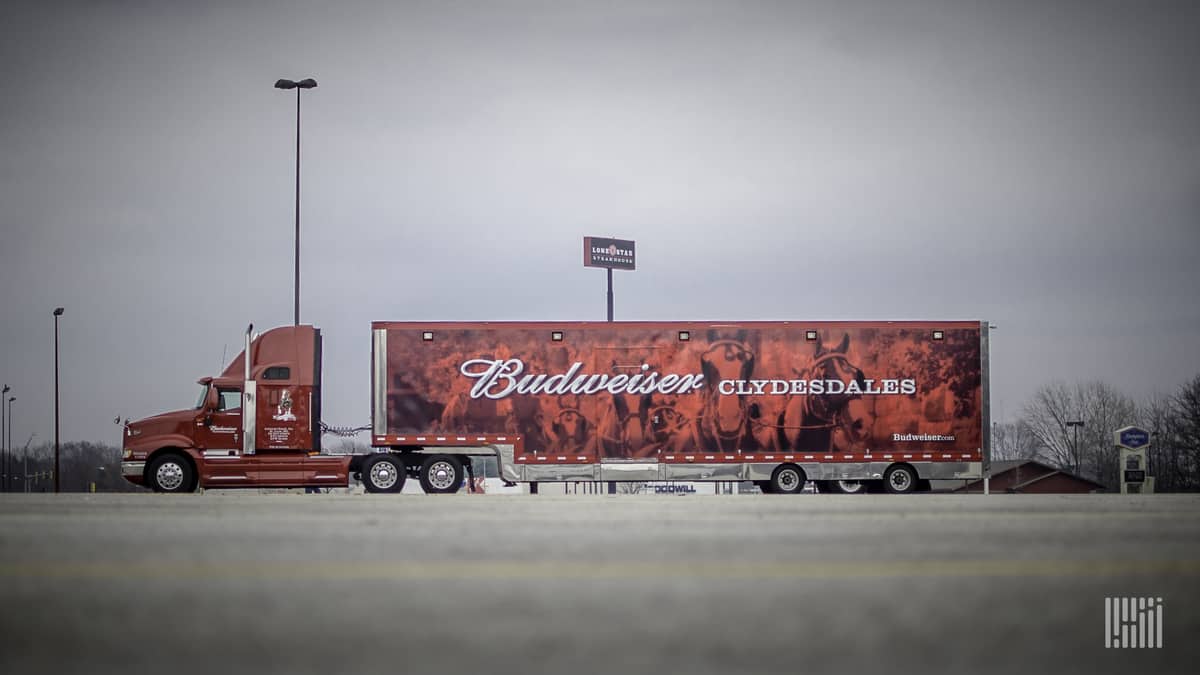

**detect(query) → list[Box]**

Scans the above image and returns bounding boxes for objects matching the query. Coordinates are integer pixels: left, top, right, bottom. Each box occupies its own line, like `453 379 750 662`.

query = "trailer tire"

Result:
419 454 463 494
768 464 805 494
147 453 196 493
883 464 918 494
827 479 867 494
362 454 405 493
755 480 773 494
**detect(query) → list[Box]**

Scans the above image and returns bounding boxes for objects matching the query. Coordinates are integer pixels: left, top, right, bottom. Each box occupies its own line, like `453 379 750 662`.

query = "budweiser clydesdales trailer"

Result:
122 320 990 494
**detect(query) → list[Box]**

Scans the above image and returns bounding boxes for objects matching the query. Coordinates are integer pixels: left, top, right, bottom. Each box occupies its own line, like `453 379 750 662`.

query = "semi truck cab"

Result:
121 324 344 491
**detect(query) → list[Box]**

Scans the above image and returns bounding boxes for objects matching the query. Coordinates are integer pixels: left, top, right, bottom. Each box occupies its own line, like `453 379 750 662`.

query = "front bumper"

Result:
122 461 146 483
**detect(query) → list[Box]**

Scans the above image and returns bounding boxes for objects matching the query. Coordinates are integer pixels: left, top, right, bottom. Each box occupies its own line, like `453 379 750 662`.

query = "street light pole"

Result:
54 307 64 493
6 397 12 492
274 77 317 327
1066 420 1084 474
1 383 8 492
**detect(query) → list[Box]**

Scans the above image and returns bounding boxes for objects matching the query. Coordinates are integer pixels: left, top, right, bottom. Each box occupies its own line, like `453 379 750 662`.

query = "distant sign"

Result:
1115 426 1151 450
583 236 636 270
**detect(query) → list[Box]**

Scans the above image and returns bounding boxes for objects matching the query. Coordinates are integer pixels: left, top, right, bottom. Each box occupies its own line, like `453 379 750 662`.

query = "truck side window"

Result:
217 388 242 411
263 366 291 380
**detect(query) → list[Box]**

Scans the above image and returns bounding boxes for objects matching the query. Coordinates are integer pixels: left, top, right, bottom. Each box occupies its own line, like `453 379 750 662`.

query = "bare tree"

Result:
1141 392 1179 490
1155 375 1200 492
1022 382 1085 475
1021 381 1137 488
991 420 1043 462
1081 383 1139 488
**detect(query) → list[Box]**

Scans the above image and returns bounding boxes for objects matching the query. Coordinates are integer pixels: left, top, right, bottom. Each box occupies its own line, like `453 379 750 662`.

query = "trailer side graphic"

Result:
373 321 985 488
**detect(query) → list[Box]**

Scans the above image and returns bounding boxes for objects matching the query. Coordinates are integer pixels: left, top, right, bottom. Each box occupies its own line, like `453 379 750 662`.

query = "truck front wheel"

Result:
363 454 405 493
147 453 196 493
419 455 463 494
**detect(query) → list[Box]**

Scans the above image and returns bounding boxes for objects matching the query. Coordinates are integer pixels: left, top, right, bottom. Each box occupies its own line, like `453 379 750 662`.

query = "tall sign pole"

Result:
583 236 635 495
607 268 613 322
583 236 635 322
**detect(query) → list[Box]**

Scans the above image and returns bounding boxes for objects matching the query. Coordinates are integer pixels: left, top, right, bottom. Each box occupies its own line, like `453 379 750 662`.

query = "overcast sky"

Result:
1 0 1197 447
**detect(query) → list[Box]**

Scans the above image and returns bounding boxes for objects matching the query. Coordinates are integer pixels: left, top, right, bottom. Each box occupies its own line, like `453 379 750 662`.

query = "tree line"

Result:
995 374 1200 492
1 441 140 493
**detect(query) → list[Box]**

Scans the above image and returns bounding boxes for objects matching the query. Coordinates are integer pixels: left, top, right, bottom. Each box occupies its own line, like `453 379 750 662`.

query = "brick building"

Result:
934 459 1106 494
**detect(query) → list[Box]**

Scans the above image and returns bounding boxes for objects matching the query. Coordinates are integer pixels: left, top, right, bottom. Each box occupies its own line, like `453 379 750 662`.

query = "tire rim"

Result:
370 461 398 489
777 468 800 492
837 480 864 493
156 461 184 491
428 461 457 491
889 470 912 492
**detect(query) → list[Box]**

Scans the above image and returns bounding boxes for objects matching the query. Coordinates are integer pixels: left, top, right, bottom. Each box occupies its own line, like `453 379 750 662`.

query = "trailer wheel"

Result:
883 464 918 494
828 479 867 494
768 465 805 494
419 455 463 494
755 480 773 494
147 453 196 493
363 454 405 493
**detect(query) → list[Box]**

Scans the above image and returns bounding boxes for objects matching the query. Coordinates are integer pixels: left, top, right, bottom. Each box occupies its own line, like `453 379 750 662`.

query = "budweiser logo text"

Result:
460 359 703 400
459 358 920 401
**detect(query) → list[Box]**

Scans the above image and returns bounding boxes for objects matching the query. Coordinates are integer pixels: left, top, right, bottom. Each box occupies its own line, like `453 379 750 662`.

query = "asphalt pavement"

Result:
1 492 1197 674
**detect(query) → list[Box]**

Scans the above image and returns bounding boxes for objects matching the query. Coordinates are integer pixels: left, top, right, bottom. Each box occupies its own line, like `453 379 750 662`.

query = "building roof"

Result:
949 458 1106 493
928 458 1106 493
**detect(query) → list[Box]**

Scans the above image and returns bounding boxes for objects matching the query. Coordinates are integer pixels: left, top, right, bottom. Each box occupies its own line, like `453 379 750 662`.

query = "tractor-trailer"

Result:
122 320 990 495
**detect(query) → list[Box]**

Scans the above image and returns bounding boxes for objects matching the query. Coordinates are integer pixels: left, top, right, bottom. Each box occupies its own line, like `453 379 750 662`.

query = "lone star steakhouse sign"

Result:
583 236 635 270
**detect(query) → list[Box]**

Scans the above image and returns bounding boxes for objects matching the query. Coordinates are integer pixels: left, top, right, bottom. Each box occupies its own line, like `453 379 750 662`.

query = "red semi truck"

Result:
122 320 991 494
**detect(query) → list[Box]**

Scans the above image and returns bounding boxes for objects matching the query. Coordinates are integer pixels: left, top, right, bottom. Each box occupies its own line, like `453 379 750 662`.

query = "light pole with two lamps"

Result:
273 77 317 327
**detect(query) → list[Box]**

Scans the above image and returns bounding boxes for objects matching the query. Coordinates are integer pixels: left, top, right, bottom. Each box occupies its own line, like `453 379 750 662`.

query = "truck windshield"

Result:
194 384 209 410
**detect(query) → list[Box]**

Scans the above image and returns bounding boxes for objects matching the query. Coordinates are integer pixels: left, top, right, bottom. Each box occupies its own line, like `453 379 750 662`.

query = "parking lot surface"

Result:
1 493 1197 674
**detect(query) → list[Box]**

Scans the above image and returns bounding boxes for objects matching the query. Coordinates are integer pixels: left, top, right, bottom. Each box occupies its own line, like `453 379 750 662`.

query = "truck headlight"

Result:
123 448 132 459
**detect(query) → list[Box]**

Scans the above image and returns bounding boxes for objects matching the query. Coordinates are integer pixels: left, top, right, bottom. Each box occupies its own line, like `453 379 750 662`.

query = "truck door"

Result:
195 386 243 452
195 386 253 484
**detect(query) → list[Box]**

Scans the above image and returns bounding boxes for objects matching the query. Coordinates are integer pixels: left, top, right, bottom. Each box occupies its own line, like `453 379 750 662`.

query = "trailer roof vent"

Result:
805 330 818 341
932 330 945 341
421 331 434 341
551 331 564 342
678 331 690 341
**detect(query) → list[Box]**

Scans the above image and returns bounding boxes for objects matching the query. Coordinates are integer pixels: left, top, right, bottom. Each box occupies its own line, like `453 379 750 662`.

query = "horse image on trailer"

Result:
370 321 990 494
